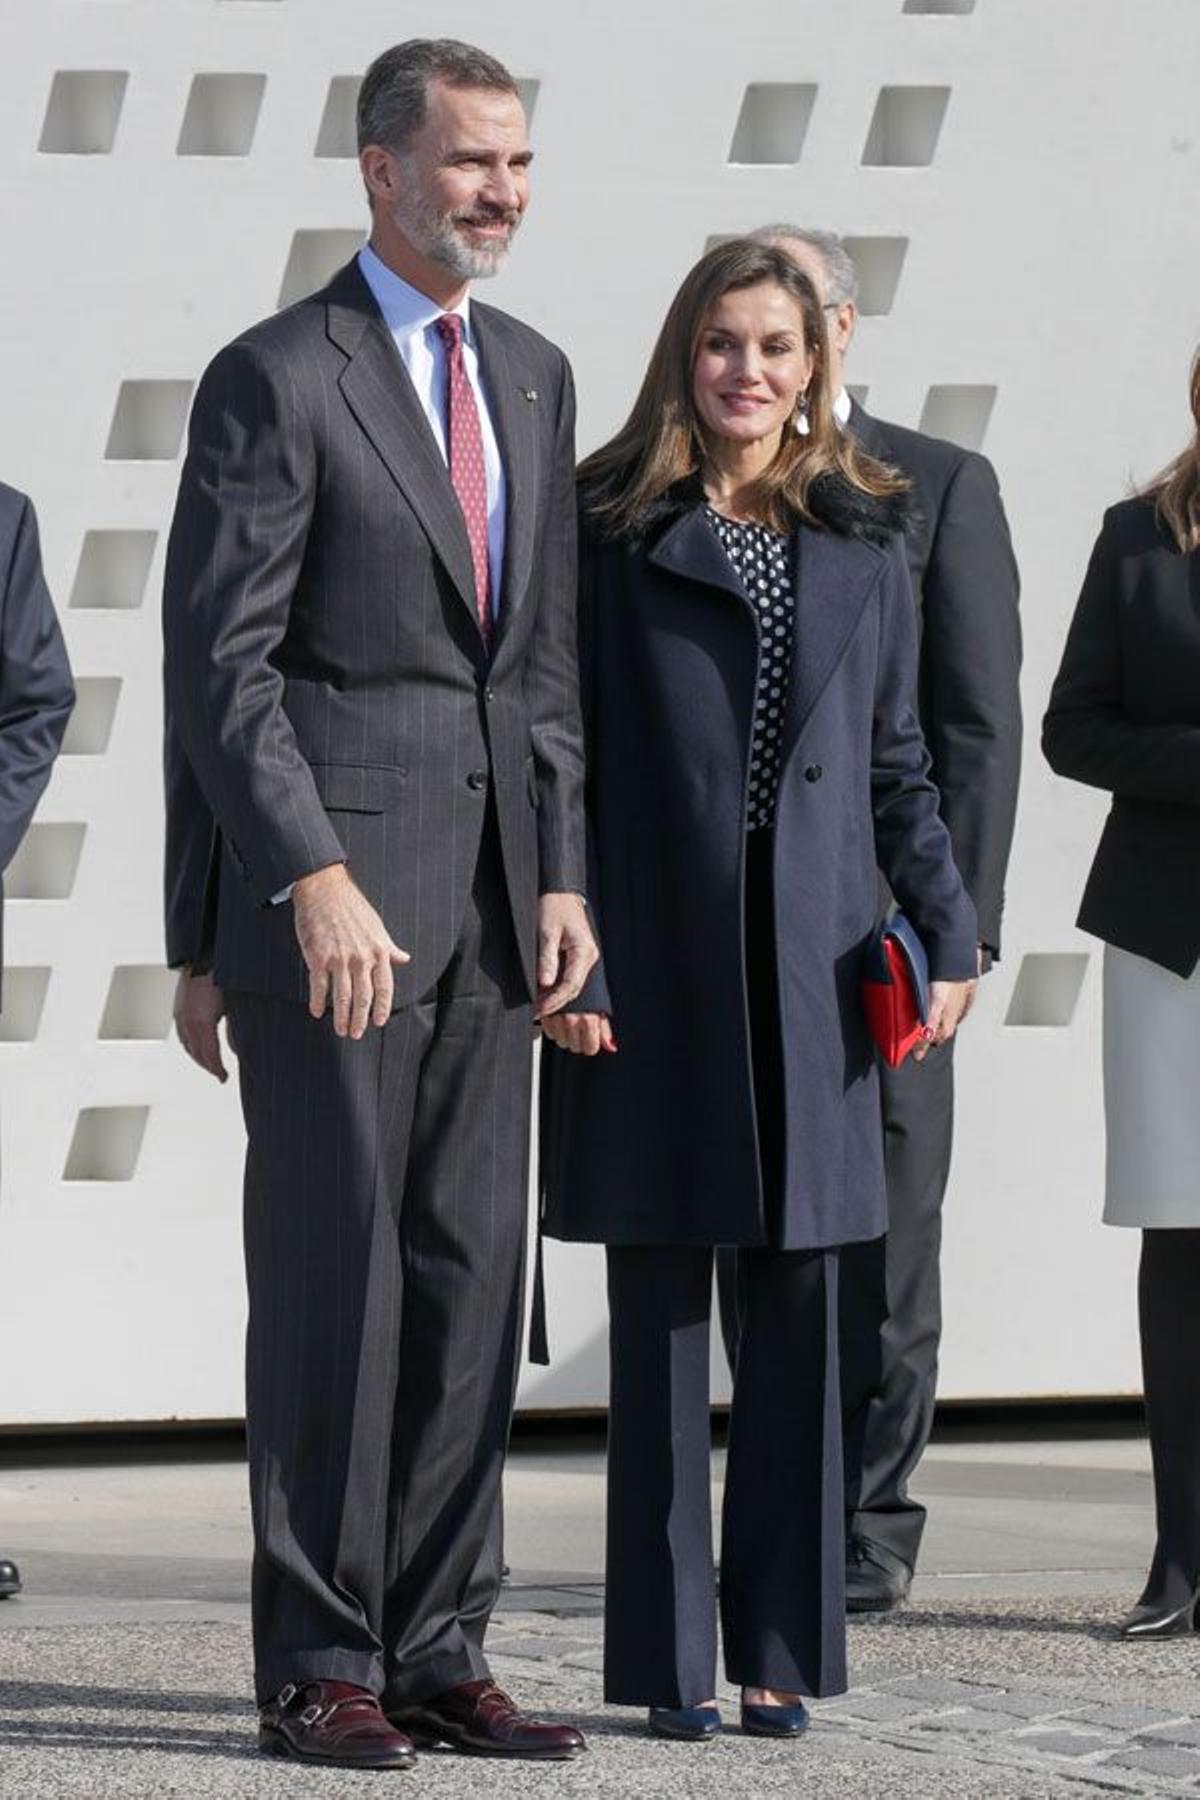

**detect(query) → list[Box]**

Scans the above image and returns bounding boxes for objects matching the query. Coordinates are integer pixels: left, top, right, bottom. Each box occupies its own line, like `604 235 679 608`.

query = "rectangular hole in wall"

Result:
278 229 363 308
918 383 997 450
1004 953 1090 1028
5 823 86 899
99 967 177 1040
862 85 950 166
729 83 818 164
315 76 360 156
105 380 192 460
0 969 52 1043
177 73 266 156
62 677 122 755
69 530 157 610
39 71 128 154
516 78 540 124
842 236 909 315
63 1106 149 1181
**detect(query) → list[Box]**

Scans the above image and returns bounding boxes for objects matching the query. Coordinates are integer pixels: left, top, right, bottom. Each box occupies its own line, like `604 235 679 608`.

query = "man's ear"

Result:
359 144 397 205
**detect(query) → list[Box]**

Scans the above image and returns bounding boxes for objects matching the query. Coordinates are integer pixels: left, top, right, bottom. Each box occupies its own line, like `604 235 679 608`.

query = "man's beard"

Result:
390 187 521 281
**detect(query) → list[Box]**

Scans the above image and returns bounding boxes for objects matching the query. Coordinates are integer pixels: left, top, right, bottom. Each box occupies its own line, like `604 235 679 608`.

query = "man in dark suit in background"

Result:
0 482 75 1601
723 225 1023 1612
164 39 593 1768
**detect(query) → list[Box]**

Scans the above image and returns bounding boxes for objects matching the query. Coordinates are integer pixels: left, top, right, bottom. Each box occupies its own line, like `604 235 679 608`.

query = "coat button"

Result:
466 769 488 791
804 764 823 783
483 686 495 703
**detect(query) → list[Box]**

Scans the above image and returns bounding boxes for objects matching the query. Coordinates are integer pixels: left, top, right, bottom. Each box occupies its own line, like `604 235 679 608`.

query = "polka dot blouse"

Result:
704 506 795 832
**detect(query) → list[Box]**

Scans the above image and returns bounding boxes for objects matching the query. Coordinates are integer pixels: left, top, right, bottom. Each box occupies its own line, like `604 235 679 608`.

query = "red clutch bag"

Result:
860 913 930 1069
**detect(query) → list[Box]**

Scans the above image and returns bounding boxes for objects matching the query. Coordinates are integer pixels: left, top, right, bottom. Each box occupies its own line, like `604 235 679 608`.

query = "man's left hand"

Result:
534 893 598 1019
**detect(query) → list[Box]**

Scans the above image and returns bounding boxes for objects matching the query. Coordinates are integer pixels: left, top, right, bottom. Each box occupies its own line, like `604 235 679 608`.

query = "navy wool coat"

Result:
541 474 977 1251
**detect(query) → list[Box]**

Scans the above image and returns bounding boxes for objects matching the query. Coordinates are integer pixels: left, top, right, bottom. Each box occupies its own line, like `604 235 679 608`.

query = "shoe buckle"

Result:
299 1702 324 1726
276 1683 298 1708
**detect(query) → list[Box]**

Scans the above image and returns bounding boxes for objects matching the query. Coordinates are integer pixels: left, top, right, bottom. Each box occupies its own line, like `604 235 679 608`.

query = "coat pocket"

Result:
307 762 407 813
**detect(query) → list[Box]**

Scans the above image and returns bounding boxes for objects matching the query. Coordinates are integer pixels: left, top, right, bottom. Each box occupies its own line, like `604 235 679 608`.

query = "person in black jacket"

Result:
0 481 76 1601
716 225 1023 1612
1043 349 1200 1638
540 239 978 1743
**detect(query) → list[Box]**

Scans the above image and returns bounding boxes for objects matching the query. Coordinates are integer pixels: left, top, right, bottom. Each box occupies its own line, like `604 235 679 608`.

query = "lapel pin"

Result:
521 387 538 403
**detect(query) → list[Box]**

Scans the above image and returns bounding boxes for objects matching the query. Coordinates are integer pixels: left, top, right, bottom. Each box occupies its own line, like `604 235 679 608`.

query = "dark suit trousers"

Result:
605 1244 845 1706
839 1043 955 1569
226 812 531 1707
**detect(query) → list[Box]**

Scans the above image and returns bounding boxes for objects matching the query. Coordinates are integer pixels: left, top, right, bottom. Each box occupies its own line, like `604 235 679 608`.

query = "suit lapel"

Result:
471 306 537 640
324 262 479 627
785 522 883 747
848 397 888 460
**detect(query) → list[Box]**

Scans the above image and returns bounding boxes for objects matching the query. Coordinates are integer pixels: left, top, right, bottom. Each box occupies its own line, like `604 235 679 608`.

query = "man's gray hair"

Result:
748 224 859 307
357 38 519 155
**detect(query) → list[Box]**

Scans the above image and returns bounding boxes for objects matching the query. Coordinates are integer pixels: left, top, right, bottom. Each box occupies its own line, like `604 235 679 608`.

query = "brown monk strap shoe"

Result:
390 1679 586 1759
259 1680 417 1770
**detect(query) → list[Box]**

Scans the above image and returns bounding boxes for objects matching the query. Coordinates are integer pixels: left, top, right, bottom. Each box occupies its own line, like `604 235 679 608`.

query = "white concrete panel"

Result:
0 0 1197 1421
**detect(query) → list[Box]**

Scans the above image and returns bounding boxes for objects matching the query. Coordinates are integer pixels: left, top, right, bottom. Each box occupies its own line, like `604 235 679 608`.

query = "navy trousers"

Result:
604 1243 845 1707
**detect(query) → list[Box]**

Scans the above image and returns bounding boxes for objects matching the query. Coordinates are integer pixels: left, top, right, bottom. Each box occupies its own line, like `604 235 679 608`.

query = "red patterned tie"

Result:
436 312 493 644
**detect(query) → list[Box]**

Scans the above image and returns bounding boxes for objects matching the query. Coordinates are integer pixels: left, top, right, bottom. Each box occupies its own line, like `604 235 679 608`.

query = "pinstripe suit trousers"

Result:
226 813 532 1706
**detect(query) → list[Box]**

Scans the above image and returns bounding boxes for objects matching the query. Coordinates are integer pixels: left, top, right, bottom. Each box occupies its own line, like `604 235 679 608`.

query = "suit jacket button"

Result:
483 686 495 703
804 764 823 783
467 769 488 791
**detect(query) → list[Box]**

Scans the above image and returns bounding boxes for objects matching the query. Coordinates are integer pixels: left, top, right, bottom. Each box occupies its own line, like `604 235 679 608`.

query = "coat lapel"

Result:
471 305 537 640
646 504 757 610
324 261 479 627
785 522 884 746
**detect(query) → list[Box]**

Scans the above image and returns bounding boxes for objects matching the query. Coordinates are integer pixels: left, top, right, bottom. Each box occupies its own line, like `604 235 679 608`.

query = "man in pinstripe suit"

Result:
163 40 593 1770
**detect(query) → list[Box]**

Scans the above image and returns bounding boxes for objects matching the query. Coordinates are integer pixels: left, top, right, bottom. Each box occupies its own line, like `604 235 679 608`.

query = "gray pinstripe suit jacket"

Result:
163 258 585 1007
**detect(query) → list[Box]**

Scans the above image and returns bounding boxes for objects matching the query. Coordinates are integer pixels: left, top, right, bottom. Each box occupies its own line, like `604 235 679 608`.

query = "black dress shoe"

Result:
1119 1587 1200 1639
846 1538 912 1614
259 1680 417 1769
0 1560 21 1599
648 1704 722 1740
390 1679 586 1759
741 1698 810 1738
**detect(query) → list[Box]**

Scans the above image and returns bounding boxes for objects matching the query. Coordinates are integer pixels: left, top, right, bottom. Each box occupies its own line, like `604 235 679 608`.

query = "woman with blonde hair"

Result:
1044 349 1200 1638
540 240 977 1738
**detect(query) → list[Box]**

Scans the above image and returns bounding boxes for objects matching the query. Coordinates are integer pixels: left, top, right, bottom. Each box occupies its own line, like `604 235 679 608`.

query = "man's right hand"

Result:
292 864 410 1038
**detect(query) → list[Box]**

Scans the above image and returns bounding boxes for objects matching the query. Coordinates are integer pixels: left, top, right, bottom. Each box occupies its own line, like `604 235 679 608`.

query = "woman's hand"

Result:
541 1011 617 1056
914 978 977 1062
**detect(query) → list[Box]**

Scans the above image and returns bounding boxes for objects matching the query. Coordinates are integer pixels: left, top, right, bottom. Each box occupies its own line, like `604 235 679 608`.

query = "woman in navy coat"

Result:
540 240 977 1740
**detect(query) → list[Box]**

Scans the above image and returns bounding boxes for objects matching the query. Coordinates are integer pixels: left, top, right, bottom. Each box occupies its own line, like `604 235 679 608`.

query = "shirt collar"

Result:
358 242 473 345
833 386 853 429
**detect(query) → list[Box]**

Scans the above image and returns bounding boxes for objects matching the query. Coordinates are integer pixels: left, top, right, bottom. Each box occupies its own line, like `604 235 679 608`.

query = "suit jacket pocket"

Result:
308 762 407 813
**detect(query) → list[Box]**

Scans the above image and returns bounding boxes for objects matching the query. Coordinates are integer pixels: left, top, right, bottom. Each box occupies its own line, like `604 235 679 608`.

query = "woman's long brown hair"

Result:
1143 350 1200 552
579 238 906 537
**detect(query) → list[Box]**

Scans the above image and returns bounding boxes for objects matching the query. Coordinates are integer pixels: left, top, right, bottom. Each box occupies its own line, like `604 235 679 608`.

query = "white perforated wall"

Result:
1 0 1198 1422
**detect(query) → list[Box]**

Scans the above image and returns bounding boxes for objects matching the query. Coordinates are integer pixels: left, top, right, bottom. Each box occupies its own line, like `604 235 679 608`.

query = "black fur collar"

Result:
591 467 915 546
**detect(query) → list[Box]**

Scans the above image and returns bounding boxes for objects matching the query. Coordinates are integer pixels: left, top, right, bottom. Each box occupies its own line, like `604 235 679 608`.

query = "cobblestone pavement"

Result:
2 1596 1199 1797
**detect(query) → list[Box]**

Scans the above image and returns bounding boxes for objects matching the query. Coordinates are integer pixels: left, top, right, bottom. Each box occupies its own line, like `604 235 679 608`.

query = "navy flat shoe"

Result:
741 1699 810 1738
648 1705 722 1741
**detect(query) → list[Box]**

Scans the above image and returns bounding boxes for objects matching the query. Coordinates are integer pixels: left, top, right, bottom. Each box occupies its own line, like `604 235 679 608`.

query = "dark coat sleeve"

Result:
1043 507 1200 801
871 538 979 981
561 511 612 1016
163 707 220 971
162 339 347 907
0 493 75 872
523 355 588 896
921 451 1022 956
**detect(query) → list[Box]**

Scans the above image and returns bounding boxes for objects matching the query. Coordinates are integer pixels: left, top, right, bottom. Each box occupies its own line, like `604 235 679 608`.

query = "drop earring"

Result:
794 390 811 436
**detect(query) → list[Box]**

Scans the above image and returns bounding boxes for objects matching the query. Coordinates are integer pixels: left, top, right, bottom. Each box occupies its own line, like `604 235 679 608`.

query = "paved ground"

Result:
1 1419 1197 1796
